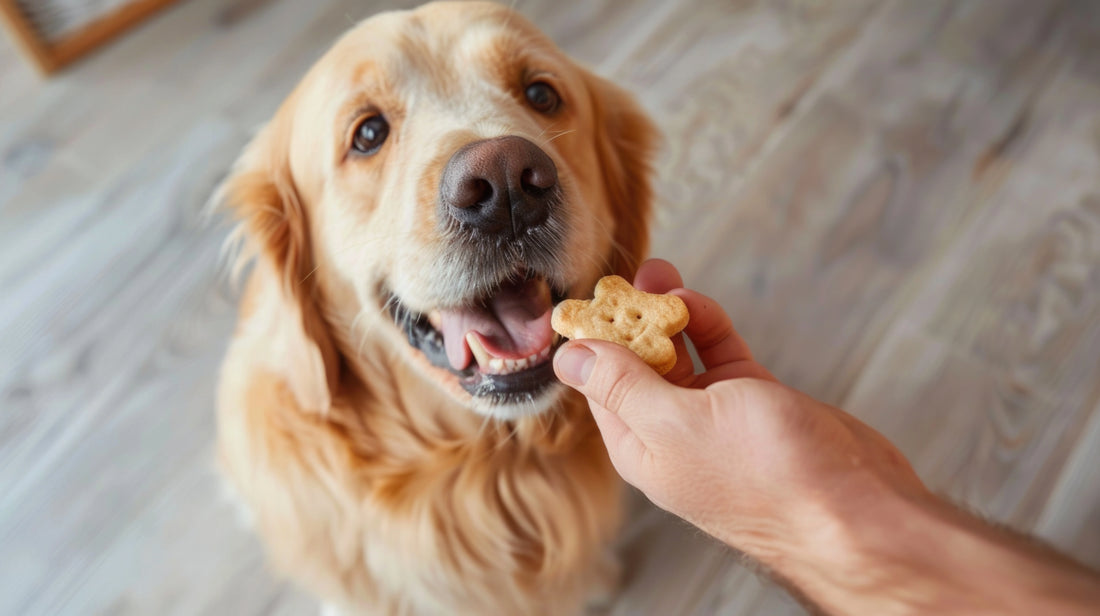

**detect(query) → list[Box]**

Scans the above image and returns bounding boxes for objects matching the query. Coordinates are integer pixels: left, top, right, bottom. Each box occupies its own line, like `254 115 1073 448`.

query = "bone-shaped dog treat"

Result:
551 275 689 375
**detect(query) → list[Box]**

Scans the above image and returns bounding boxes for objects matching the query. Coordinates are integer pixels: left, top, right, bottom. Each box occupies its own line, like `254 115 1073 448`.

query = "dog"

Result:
216 2 656 614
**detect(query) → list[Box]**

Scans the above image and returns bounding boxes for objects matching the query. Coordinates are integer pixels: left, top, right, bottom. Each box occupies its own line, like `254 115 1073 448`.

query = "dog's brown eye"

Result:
524 82 561 114
352 115 389 154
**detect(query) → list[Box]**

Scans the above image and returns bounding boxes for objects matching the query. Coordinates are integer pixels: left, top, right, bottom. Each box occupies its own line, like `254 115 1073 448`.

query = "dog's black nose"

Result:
439 136 558 238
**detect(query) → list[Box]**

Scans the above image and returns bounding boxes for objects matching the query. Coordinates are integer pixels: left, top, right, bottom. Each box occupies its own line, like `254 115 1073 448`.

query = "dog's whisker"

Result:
353 312 377 359
533 121 559 142
502 0 518 33
475 414 498 452
232 229 421 290
299 263 323 285
542 129 577 146
528 409 549 442
349 295 404 359
586 214 631 272
326 230 422 257
502 418 522 447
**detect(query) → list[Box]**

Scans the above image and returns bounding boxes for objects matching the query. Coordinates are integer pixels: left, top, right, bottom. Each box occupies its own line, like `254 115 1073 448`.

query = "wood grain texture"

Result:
0 0 56 72
0 0 184 74
1 0 1098 614
842 0 1100 530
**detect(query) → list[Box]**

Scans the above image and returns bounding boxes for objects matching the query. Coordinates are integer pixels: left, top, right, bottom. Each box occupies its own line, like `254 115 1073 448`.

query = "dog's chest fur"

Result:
218 337 621 615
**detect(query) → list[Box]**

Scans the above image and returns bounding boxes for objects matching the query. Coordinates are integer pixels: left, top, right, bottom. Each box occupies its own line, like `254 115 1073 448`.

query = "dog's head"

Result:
222 1 656 420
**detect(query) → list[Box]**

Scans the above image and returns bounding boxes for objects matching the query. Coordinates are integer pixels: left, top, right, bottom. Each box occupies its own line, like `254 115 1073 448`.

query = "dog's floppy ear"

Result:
219 103 339 413
583 70 659 280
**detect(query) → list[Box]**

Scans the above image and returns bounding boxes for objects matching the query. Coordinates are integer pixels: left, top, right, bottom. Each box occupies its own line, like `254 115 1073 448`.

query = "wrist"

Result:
738 479 969 615
763 477 928 611
751 478 1100 615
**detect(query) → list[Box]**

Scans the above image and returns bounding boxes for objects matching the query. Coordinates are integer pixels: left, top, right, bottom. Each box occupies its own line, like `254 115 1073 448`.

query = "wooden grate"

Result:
0 0 181 74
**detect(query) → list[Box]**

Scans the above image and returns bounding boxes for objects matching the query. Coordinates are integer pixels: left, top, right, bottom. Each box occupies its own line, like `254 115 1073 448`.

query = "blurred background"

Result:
2 0 1099 614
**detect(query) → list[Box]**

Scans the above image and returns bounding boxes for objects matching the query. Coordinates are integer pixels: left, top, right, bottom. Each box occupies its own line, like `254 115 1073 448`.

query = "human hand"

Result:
555 260 1100 615
553 259 927 558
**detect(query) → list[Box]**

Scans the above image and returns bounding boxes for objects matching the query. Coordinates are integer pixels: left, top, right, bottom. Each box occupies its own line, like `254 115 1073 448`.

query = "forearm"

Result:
747 486 1100 615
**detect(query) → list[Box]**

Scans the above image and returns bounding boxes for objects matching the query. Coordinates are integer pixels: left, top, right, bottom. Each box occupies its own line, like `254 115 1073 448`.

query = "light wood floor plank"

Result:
843 13 1100 528
2 0 1098 614
1035 401 1100 570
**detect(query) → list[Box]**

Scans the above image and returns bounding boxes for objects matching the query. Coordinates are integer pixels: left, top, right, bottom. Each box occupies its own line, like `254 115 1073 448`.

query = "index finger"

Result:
631 258 683 294
669 288 754 370
630 259 694 382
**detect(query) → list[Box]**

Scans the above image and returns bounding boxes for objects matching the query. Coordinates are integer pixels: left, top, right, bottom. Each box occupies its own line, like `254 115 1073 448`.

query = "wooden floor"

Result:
2 0 1099 614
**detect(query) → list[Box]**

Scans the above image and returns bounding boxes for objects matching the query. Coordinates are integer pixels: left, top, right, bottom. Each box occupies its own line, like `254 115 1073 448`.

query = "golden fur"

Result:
216 3 656 614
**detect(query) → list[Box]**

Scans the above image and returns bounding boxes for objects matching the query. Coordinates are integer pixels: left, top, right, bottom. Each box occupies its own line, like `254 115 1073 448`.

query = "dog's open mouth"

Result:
388 271 567 403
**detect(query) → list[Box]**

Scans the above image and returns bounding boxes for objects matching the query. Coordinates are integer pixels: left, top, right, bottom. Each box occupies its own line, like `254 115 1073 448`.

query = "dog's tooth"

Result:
514 357 529 371
428 310 443 330
526 351 540 364
489 358 505 374
466 333 492 369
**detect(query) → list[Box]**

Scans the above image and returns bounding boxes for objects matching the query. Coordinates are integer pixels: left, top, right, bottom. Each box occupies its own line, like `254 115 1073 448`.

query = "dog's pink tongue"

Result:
439 278 554 371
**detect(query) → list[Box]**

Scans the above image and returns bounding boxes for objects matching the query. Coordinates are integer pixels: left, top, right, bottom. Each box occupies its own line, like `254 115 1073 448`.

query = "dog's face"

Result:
224 2 655 420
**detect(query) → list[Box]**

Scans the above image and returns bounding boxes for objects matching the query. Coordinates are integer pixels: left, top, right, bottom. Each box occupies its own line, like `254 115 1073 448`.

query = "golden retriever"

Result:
216 2 656 613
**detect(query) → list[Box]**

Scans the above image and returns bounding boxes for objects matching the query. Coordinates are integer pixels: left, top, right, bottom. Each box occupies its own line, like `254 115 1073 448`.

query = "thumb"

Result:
553 340 686 424
554 340 693 487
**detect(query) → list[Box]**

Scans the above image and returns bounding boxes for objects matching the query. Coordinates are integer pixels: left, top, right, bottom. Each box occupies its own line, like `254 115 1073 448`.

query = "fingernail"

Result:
555 344 596 387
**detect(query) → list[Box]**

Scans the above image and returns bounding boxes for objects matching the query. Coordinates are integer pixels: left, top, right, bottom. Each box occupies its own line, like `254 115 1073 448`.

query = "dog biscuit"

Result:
552 275 689 375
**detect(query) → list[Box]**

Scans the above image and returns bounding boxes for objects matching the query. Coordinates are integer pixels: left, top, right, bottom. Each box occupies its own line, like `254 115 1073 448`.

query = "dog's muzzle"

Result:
383 136 572 408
